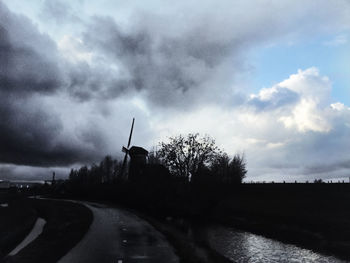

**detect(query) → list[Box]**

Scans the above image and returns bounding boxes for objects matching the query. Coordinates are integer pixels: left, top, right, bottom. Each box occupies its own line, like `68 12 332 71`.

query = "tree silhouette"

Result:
210 152 247 184
100 155 113 183
210 152 230 180
314 178 324 184
228 154 247 184
157 133 220 179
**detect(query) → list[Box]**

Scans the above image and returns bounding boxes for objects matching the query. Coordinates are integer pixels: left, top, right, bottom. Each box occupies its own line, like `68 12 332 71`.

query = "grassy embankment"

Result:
0 193 92 263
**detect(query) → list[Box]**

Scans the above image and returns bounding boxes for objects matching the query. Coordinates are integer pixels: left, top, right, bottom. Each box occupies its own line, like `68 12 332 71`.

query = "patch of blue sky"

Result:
250 33 350 105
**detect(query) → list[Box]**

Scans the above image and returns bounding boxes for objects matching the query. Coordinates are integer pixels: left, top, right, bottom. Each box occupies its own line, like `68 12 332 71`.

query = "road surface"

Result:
58 201 179 263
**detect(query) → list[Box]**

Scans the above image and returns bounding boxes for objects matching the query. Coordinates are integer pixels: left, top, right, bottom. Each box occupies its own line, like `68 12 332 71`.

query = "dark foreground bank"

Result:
1 196 92 263
0 193 37 259
208 183 350 261
60 181 350 262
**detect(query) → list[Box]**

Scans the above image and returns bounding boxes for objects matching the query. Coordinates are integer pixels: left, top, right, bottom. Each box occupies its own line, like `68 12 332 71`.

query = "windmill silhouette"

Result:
120 118 149 180
121 118 135 179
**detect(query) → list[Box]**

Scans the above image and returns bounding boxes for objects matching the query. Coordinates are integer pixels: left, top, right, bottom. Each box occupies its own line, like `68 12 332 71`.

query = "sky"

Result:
1 0 350 182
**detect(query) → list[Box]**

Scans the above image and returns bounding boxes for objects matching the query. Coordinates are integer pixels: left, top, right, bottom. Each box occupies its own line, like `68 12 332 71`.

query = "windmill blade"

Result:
120 117 135 179
127 118 135 148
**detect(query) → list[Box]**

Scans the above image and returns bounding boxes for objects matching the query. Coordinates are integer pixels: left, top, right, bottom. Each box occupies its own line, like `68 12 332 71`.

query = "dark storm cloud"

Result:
0 22 62 95
38 0 350 109
0 93 105 166
304 161 350 175
66 61 131 102
79 16 240 107
0 2 104 167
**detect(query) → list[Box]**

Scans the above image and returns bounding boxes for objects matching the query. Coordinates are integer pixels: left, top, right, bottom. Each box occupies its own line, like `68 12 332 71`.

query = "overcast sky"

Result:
1 0 350 182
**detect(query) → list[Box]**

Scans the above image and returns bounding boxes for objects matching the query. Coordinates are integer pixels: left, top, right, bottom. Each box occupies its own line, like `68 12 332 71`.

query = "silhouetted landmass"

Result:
0 194 37 259
2 198 92 263
54 131 350 261
61 160 350 262
5 133 349 262
58 133 248 263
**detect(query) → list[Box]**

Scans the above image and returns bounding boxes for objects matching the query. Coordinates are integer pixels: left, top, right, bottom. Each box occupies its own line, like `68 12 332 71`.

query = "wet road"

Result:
58 201 179 263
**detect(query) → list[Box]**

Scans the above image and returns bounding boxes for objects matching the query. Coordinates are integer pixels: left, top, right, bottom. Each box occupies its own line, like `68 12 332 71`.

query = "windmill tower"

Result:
120 118 148 180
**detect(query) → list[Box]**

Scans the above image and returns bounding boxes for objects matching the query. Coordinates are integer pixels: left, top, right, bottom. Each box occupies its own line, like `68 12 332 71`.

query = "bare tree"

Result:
157 133 220 179
228 154 247 184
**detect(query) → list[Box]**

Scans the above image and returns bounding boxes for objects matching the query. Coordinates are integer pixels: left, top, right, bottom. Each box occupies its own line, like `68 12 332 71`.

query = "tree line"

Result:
68 133 247 186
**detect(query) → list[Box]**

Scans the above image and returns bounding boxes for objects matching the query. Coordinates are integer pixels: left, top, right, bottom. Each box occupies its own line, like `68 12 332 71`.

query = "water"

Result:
207 226 349 263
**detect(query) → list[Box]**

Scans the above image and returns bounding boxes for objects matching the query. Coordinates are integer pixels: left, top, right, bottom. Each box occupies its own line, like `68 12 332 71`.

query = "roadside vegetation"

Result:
64 133 247 219
68 133 246 186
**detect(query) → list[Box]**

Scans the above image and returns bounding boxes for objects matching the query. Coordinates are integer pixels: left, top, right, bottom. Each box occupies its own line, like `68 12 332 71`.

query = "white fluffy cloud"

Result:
242 69 350 181
248 68 333 133
149 68 350 181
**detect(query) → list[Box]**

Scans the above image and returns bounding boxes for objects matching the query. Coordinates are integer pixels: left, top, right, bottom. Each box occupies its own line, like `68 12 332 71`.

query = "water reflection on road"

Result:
207 226 348 263
58 202 179 263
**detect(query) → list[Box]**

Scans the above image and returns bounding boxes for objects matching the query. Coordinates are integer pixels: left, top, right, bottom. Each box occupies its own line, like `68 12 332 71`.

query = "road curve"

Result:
58 201 179 263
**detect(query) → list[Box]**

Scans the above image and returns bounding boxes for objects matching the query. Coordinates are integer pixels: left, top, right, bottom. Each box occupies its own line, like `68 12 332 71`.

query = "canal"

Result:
207 225 348 263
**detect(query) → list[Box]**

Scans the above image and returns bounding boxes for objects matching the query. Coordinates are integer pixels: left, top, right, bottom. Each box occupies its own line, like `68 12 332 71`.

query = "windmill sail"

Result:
121 118 135 179
127 118 134 148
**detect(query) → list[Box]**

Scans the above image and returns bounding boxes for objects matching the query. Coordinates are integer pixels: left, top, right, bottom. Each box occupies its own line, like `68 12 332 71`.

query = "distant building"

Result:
0 180 10 189
128 146 148 180
10 181 45 189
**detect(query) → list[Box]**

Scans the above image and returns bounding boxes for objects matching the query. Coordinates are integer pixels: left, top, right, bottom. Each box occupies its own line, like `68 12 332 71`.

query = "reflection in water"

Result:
207 226 348 263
